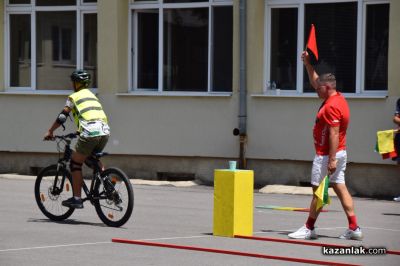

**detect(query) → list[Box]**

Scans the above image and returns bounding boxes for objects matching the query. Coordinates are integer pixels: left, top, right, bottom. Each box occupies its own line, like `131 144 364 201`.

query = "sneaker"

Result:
288 225 317 239
339 227 363 240
62 197 83 209
394 196 400 202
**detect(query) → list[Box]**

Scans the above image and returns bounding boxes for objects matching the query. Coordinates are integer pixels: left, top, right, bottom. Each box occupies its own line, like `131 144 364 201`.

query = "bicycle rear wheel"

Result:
94 167 134 227
34 164 75 221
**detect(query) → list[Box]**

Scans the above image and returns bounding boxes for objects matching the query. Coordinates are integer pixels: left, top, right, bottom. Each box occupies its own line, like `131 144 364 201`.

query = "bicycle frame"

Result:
53 135 108 205
38 133 132 227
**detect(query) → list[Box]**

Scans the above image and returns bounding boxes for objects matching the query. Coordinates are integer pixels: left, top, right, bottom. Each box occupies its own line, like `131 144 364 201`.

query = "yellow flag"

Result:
376 130 395 154
315 175 330 211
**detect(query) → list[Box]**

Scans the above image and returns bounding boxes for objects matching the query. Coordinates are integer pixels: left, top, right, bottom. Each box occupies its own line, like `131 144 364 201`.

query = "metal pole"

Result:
238 0 247 169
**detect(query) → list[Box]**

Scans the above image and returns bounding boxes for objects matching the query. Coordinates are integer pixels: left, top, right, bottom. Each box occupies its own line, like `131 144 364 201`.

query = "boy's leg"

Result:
70 152 87 198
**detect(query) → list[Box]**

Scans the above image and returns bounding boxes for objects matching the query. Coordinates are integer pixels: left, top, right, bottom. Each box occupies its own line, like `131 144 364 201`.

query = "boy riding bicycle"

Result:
44 70 110 209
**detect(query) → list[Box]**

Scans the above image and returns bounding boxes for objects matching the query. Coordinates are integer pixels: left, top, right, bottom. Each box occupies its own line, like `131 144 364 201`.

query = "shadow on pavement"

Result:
27 218 109 228
260 229 342 240
382 213 400 216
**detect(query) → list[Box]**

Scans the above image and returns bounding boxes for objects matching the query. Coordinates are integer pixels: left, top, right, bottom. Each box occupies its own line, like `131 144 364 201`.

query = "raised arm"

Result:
302 51 319 90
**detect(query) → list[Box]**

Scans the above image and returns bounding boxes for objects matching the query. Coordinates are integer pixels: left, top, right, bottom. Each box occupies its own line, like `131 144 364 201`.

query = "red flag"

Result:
306 24 319 61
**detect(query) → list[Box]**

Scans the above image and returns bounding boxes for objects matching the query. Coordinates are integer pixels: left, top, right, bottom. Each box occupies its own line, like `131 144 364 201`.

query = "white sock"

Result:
74 196 81 200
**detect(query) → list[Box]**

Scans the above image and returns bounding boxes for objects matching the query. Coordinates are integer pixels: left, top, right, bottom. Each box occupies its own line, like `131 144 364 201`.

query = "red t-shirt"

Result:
313 92 350 155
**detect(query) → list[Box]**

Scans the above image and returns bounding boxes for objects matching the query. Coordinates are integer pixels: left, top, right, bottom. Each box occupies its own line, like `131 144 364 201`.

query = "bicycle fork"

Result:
52 163 68 196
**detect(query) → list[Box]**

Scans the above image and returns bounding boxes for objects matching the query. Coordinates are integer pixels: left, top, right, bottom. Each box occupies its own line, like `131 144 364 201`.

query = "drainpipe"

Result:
233 0 247 169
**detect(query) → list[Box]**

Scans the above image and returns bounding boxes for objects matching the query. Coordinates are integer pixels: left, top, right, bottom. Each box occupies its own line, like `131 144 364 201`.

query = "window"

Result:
265 0 389 95
83 13 98 88
10 14 30 87
6 1 98 90
136 10 159 89
212 6 233 92
364 4 389 91
163 8 208 91
37 12 76 90
130 0 233 93
9 0 30 4
270 8 298 90
36 0 76 6
304 2 357 93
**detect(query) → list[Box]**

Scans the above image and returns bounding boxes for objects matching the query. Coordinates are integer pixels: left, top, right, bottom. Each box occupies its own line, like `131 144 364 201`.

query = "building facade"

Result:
0 0 399 197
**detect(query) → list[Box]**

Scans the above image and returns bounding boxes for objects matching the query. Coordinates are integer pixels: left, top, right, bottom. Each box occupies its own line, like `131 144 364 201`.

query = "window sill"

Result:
116 91 232 97
252 92 388 99
0 89 97 96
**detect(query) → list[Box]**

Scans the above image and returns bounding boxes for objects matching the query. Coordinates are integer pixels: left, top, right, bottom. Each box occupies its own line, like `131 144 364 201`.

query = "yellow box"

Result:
213 170 254 237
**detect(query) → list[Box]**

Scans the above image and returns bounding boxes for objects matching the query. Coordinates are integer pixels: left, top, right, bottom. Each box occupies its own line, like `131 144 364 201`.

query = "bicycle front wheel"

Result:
94 167 134 227
34 164 75 221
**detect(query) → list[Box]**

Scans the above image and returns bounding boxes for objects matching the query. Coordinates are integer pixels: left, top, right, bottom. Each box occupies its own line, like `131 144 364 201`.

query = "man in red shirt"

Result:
288 51 362 240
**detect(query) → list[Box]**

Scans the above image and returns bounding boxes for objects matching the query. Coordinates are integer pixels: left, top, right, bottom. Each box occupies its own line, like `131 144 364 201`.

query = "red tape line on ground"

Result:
112 238 360 266
234 235 400 255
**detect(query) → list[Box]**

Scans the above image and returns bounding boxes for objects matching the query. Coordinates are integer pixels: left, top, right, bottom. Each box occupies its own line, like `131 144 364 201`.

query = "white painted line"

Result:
0 235 211 253
362 226 400 232
2 226 398 254
309 227 347 231
312 226 400 232
254 225 400 234
253 227 348 234
141 235 212 241
0 241 111 253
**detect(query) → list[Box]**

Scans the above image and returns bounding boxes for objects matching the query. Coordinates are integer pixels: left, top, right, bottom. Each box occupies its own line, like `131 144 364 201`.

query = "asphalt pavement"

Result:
0 175 399 266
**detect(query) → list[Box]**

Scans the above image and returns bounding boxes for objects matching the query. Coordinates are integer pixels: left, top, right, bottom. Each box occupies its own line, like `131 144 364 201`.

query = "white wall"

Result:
0 0 399 167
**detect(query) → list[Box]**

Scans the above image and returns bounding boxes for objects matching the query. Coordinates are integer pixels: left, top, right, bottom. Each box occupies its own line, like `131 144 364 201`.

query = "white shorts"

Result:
311 150 347 186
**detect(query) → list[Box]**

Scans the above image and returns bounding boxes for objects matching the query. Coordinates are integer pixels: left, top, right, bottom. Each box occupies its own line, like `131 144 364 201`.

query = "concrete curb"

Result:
0 174 200 188
131 179 200 187
0 174 35 180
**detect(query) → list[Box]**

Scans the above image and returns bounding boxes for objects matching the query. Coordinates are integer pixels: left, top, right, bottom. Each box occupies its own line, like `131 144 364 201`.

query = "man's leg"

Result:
331 183 354 217
304 186 323 230
309 186 323 217
288 193 320 239
288 156 323 239
332 183 362 240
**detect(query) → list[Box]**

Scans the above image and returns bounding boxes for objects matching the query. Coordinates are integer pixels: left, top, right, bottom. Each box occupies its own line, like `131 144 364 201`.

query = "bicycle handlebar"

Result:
45 132 78 141
54 133 78 139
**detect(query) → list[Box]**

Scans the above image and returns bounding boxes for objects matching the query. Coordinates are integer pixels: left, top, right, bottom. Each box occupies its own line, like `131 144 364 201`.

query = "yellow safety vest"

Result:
69 89 108 131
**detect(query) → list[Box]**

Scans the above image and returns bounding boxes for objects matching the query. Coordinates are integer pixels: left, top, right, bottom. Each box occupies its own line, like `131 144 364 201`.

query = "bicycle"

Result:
34 133 134 227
